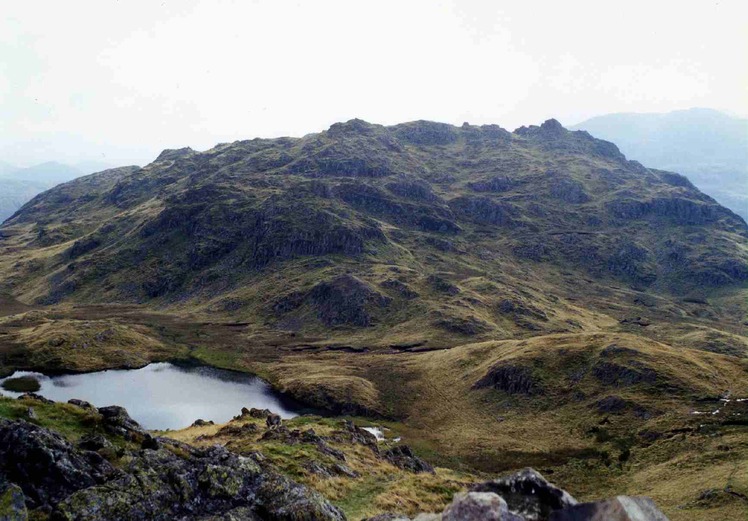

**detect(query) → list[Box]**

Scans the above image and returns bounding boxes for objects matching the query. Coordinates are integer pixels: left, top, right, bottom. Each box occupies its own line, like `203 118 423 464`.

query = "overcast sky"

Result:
2 0 746 167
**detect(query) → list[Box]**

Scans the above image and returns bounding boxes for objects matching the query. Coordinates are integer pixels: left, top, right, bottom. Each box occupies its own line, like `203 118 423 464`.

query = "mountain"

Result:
570 108 748 221
3 119 747 336
1 119 747 520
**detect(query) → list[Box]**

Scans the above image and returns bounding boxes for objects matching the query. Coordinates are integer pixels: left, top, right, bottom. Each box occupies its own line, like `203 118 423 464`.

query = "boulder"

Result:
97 406 146 438
443 492 522 521
548 496 669 521
470 468 577 520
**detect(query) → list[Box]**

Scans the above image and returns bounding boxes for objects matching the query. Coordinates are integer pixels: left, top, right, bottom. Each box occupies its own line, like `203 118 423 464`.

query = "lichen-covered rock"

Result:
470 468 577 520
473 365 543 396
0 419 119 511
0 479 27 521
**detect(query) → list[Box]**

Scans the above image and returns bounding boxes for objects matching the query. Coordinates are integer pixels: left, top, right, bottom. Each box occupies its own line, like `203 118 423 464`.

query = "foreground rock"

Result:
470 468 578 520
372 468 669 521
0 415 344 520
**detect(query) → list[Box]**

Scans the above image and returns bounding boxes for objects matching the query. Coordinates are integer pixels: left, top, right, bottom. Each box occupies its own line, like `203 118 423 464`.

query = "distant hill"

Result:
0 161 114 223
570 108 748 220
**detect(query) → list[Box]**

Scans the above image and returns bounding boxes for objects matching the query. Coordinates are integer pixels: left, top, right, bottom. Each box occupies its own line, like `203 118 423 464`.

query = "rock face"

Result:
0 416 345 521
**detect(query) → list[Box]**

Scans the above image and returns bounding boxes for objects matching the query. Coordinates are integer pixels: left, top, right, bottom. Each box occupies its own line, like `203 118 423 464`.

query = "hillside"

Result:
1 119 747 519
570 108 748 221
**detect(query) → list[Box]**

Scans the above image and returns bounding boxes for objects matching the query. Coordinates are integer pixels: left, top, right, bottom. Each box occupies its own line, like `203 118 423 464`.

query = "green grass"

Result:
0 396 101 440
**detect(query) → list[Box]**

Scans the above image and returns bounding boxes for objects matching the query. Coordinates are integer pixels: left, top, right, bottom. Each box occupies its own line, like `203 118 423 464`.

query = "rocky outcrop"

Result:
0 419 120 511
382 446 434 474
449 196 515 226
473 364 543 395
0 417 345 521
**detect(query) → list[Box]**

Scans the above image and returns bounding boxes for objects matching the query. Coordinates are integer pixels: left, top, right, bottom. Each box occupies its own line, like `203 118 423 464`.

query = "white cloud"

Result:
1 0 746 166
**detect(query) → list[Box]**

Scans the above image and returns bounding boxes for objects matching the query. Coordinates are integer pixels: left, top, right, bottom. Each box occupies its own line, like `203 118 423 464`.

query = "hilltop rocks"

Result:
449 196 515 226
606 197 727 225
98 406 147 437
442 492 519 521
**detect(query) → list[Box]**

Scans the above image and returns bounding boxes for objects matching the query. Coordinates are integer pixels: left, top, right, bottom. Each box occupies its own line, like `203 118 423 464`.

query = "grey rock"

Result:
443 492 520 521
471 468 577 520
549 496 669 521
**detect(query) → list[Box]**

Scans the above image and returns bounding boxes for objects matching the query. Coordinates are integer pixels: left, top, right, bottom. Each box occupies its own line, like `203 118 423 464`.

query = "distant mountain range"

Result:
570 108 748 221
0 161 114 223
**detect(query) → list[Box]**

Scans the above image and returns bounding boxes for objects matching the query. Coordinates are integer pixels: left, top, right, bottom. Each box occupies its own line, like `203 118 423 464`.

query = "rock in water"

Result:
470 468 577 520
548 496 669 521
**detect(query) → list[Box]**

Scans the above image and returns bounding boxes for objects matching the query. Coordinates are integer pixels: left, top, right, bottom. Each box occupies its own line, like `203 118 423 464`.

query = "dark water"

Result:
0 362 303 430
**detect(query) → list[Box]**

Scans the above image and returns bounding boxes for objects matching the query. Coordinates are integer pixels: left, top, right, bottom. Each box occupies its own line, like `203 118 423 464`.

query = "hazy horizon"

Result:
2 1 747 167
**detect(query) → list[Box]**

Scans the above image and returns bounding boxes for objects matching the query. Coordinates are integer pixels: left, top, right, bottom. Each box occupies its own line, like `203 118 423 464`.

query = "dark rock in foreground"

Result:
470 468 578 520
0 414 344 521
